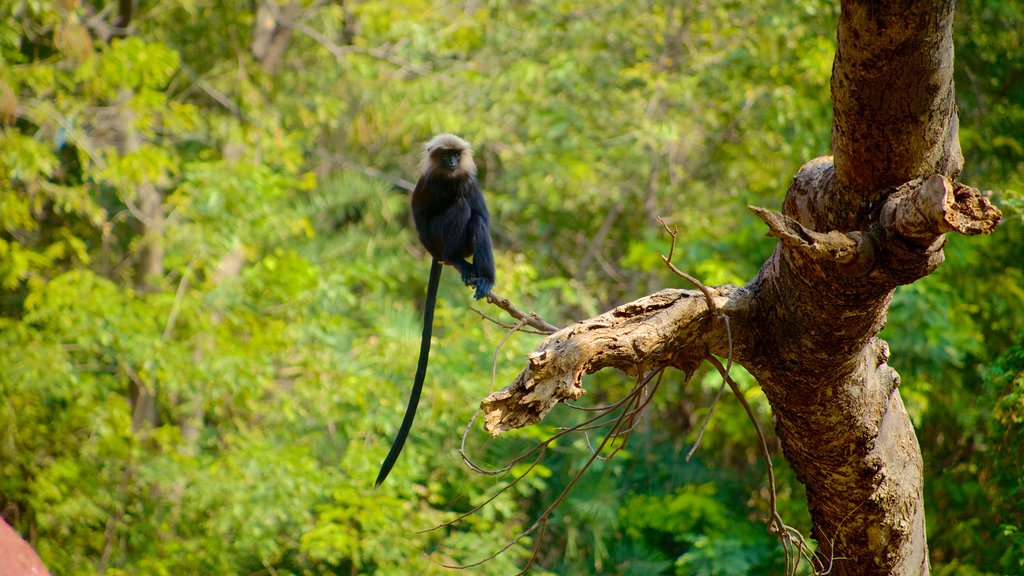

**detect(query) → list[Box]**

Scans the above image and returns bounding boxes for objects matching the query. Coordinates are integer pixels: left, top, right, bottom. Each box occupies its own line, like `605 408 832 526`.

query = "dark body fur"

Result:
411 169 495 297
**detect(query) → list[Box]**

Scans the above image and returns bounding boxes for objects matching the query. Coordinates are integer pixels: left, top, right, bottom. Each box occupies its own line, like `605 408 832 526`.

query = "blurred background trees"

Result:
0 0 1021 574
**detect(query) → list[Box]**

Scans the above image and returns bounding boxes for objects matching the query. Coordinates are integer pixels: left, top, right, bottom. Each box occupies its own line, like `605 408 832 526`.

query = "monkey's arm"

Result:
467 214 494 299
465 187 495 299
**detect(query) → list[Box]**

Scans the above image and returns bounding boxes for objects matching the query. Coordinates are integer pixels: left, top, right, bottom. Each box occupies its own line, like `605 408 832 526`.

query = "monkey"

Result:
375 134 495 487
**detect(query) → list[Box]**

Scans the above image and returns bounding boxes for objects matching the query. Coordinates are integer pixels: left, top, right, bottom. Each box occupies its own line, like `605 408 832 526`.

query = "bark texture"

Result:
481 1 1003 574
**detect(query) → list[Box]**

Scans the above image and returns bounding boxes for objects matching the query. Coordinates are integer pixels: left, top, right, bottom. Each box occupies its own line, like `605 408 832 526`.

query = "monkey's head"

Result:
421 133 476 179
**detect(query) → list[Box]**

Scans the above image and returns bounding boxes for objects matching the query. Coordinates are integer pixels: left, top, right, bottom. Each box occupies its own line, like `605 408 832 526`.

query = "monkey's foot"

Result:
472 278 494 300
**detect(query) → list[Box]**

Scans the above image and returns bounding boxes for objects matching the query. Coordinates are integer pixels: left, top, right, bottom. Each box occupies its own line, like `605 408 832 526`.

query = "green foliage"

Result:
0 0 1021 574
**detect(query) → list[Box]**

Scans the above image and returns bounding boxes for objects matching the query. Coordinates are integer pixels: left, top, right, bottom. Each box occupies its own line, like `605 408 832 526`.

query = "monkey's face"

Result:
440 149 461 172
420 134 476 178
431 148 472 179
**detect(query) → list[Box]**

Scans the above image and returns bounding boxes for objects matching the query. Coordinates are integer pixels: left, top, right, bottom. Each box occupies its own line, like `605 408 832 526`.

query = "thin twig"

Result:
685 378 728 461
585 369 665 460
418 441 547 533
687 315 734 460
657 217 719 316
290 21 427 75
658 216 734 460
192 78 248 120
470 307 549 335
459 382 645 476
438 372 661 572
482 291 560 334
317 152 417 191
491 318 530 394
708 355 776 512
162 257 195 340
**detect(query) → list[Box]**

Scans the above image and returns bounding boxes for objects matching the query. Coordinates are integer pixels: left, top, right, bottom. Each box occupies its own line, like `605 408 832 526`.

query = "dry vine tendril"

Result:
660 218 827 574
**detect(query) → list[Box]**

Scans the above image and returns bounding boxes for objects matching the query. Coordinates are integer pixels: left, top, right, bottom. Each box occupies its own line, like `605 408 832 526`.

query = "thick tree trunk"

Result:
481 1 1002 574
750 2 960 572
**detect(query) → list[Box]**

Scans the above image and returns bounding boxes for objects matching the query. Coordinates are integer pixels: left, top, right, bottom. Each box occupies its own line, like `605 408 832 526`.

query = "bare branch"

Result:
469 308 550 335
657 217 720 315
289 21 426 76
480 287 730 435
482 291 559 334
439 368 667 572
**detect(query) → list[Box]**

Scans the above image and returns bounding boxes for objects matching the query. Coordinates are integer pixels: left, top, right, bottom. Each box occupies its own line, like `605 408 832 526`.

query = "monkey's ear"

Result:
418 143 439 176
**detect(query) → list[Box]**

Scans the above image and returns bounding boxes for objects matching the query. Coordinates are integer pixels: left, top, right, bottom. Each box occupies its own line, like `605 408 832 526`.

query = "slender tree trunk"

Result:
251 1 302 74
118 88 163 431
178 249 246 450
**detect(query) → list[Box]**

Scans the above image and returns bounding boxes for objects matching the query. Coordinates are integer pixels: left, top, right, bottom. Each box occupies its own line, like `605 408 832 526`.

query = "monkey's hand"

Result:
471 277 494 300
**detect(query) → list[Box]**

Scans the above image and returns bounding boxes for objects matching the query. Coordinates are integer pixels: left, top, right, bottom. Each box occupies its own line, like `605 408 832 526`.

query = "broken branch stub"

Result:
481 288 731 436
750 205 859 264
879 174 1000 242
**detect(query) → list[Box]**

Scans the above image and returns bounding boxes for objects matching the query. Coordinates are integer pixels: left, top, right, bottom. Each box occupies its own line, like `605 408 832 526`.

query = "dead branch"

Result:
880 174 1001 241
480 170 998 439
480 287 730 435
750 206 859 264
482 292 560 334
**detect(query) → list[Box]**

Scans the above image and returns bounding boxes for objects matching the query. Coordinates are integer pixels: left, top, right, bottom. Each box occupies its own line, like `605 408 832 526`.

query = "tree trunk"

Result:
118 88 163 431
751 2 958 572
251 1 302 74
480 1 1002 574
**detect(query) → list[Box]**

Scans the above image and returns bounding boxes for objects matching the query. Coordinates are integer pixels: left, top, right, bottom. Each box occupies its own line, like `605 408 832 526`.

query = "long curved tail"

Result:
375 259 443 487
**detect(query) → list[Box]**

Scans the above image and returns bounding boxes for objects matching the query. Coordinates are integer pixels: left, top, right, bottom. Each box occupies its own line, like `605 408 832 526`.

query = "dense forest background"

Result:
1 1 1022 574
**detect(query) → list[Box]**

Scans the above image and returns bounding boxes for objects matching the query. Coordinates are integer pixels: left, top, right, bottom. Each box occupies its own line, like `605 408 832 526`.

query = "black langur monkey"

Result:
375 134 495 487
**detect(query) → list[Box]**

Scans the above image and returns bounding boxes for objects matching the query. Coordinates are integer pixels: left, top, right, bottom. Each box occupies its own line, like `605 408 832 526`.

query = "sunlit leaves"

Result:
75 38 180 98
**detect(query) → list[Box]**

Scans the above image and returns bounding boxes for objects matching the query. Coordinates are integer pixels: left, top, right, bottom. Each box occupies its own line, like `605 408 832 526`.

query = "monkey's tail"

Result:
375 259 443 487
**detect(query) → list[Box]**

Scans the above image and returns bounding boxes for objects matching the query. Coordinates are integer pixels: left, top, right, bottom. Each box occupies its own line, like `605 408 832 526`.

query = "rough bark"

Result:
829 0 962 229
481 1 1003 574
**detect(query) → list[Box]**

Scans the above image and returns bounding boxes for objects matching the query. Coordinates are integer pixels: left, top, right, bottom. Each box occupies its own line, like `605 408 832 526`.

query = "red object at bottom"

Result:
0 519 50 576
